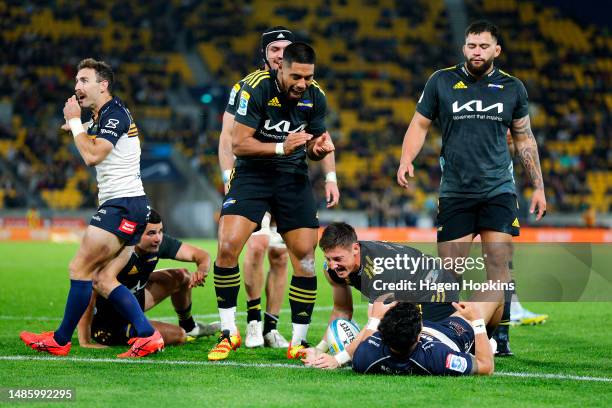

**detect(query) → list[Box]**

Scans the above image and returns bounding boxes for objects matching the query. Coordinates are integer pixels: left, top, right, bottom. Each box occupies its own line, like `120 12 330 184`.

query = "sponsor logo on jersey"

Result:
105 118 120 129
128 265 139 275
453 81 468 89
92 215 102 222
446 354 468 373
98 209 107 214
118 219 137 235
222 197 237 208
100 128 118 137
263 120 306 133
129 280 146 294
297 99 313 110
452 100 503 113
267 97 282 107
237 91 250 116
488 83 504 89
228 83 240 106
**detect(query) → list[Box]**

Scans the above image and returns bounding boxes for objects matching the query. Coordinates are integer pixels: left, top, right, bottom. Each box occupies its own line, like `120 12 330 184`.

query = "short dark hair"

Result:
378 302 422 355
77 58 114 92
465 20 500 43
148 208 162 224
319 222 357 251
282 42 316 66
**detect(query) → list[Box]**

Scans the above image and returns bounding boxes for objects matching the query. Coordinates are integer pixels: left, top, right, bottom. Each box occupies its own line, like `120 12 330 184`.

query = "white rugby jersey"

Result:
87 97 145 204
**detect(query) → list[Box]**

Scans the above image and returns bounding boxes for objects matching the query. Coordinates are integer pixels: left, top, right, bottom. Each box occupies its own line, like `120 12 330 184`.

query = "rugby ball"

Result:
326 319 360 355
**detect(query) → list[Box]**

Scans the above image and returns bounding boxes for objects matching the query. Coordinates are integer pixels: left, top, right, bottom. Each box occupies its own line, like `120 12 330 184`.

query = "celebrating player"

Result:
209 42 334 361
396 21 546 340
313 222 460 354
77 209 219 348
20 59 163 358
218 26 340 349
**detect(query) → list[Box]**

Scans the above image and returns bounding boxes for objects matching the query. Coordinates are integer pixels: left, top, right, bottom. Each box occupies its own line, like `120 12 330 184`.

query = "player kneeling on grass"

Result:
77 209 219 348
303 299 501 376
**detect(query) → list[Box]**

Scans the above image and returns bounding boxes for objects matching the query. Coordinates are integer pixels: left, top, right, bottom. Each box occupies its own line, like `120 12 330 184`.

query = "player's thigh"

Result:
217 215 259 261
436 197 479 243
71 225 125 276
151 321 185 345
143 269 190 310
477 193 520 237
272 173 319 234
221 171 272 231
92 245 135 296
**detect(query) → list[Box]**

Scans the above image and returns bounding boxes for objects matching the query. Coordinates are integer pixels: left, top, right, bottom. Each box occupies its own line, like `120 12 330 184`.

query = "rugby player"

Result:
218 27 340 349
209 42 335 361
397 21 546 322
313 222 461 355
304 298 501 375
77 209 219 347
20 59 163 358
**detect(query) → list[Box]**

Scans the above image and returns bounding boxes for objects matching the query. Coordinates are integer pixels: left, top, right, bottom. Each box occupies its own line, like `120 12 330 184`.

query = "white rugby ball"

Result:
326 319 360 355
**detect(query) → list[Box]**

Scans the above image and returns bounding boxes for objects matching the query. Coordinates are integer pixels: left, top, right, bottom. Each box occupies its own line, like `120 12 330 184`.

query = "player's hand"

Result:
283 132 313 154
310 133 335 158
304 352 340 370
190 268 207 288
397 162 414 188
79 341 108 349
371 296 398 319
300 347 323 365
325 180 340 208
63 95 81 121
61 122 71 132
530 188 547 221
452 301 482 322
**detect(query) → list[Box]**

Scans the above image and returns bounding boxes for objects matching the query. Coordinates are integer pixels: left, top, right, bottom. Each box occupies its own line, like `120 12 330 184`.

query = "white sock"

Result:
291 323 309 345
219 307 237 335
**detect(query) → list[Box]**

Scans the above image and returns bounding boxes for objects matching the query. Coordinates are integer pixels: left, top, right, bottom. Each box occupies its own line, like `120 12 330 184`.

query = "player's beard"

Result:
465 56 494 77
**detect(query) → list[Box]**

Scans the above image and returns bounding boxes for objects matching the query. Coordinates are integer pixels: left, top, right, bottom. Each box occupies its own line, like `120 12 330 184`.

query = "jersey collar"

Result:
460 64 497 82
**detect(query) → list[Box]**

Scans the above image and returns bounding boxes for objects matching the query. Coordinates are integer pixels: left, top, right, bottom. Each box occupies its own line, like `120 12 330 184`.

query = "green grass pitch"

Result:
0 241 610 407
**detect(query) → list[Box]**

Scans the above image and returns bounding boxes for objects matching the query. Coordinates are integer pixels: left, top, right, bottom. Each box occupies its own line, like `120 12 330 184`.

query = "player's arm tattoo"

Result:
511 115 544 190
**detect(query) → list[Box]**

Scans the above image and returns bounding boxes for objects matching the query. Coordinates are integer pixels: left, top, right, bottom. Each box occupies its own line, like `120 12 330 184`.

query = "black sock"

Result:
494 279 514 341
289 276 317 324
263 313 279 335
247 298 262 322
214 264 240 309
176 303 195 332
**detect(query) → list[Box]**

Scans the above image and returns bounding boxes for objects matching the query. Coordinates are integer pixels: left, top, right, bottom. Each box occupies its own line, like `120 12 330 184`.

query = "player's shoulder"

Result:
242 69 272 89
99 97 131 124
495 67 526 87
310 79 326 97
427 64 462 83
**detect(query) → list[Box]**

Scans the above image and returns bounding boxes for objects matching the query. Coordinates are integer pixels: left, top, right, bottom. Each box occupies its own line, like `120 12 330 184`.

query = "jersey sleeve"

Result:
306 84 327 136
97 109 130 146
158 234 183 259
352 333 386 374
225 82 242 115
415 71 441 121
513 79 530 119
233 77 266 130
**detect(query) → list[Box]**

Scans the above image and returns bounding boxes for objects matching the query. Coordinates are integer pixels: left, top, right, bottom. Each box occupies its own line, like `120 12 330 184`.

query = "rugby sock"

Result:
54 279 93 345
108 285 155 337
263 313 279 335
176 303 195 333
214 264 240 334
289 276 316 344
247 298 262 322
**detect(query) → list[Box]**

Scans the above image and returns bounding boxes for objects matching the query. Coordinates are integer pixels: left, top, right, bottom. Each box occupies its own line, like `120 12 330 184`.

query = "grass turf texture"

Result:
0 241 610 407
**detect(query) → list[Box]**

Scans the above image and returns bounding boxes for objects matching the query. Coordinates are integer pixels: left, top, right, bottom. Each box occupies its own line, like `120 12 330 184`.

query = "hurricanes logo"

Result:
512 218 520 227
453 81 468 89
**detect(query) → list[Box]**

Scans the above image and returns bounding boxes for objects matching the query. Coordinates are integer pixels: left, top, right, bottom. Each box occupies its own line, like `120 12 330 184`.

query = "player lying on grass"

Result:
303 298 501 376
315 221 460 354
77 209 219 347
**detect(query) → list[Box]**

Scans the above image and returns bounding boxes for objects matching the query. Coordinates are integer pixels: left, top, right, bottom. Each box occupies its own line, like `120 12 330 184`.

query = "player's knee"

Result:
216 239 242 265
172 269 191 289
268 248 289 270
293 253 316 277
246 238 267 262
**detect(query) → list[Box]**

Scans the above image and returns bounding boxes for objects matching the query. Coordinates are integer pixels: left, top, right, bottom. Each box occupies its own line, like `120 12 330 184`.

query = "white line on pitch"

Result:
0 355 611 383
0 304 368 322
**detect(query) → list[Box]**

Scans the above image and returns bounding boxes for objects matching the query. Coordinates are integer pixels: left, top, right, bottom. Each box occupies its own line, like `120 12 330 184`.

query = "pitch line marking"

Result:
0 355 611 383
